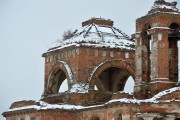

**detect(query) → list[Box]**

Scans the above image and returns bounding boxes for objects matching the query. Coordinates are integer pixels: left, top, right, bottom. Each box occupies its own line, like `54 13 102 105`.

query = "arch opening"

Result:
94 67 134 92
168 23 180 82
48 69 68 94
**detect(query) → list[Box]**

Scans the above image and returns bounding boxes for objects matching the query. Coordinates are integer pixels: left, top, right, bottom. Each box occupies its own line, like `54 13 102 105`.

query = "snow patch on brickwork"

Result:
106 98 156 104
69 83 89 93
150 86 180 100
6 101 104 112
88 60 107 82
107 86 180 104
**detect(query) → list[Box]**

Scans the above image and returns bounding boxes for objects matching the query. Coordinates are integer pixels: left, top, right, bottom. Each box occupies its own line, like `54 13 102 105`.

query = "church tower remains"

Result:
133 0 180 98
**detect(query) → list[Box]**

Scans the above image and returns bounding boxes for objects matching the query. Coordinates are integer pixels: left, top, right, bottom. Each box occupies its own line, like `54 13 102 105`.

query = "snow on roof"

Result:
6 87 180 112
48 23 134 52
152 4 178 12
6 101 104 112
147 0 179 15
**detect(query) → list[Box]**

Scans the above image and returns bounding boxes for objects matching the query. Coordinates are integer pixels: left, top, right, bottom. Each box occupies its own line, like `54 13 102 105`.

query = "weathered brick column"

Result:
133 32 149 99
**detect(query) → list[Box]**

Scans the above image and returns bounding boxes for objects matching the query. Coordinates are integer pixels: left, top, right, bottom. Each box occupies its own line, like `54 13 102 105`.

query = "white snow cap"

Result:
49 18 134 51
151 0 179 12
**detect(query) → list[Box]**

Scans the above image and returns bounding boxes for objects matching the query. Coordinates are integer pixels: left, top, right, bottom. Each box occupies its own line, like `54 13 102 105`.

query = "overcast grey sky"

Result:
0 0 179 119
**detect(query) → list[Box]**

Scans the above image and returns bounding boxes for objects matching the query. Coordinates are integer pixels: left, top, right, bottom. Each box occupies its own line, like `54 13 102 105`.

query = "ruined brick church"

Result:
3 0 180 120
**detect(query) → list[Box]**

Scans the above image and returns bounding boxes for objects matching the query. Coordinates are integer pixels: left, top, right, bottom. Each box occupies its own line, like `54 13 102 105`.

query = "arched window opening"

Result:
59 79 68 92
124 76 135 93
90 116 100 120
49 69 68 94
95 67 133 92
169 23 180 82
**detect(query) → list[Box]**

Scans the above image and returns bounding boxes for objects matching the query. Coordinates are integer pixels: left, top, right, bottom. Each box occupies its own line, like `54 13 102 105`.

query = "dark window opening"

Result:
170 23 179 29
169 23 180 38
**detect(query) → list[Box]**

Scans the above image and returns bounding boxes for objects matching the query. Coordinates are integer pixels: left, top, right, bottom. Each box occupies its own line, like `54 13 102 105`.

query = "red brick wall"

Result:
43 46 134 94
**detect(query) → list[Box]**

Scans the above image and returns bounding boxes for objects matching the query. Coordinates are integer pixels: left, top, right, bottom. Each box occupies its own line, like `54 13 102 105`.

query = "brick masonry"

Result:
2 0 180 120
